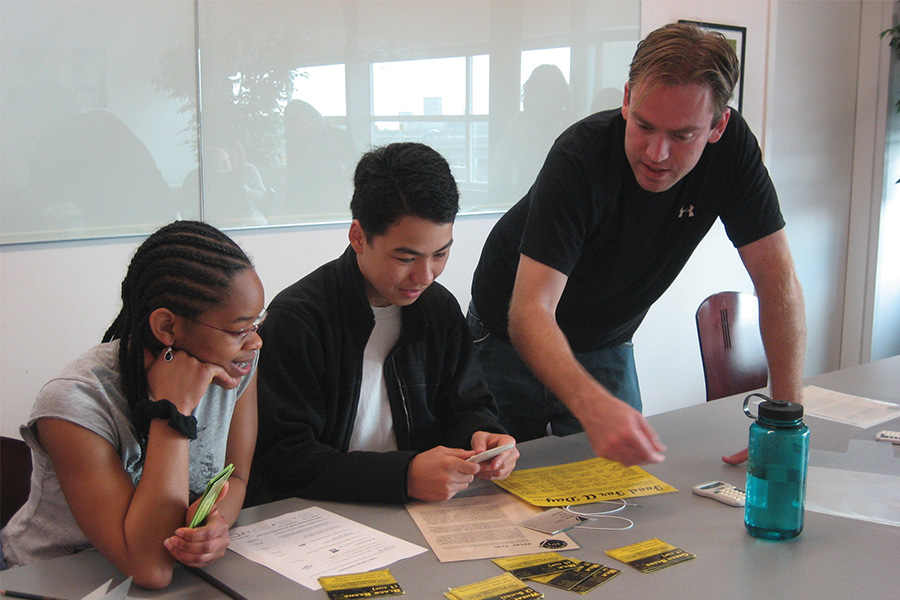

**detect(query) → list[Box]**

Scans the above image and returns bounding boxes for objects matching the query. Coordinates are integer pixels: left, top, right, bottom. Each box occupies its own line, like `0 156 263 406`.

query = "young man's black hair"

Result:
350 142 459 238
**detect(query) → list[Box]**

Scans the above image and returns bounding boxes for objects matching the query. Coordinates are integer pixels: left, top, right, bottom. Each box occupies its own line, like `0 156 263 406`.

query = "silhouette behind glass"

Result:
282 99 358 219
24 109 177 233
490 64 574 206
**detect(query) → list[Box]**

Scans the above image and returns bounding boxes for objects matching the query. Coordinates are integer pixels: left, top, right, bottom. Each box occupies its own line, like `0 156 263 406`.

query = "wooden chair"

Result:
1 435 33 528
695 291 769 402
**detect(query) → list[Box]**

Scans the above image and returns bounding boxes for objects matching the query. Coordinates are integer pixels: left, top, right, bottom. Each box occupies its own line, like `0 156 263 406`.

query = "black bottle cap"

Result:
758 399 804 422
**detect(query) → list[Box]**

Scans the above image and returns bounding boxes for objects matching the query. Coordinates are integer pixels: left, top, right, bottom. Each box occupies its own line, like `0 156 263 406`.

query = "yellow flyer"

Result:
492 456 677 506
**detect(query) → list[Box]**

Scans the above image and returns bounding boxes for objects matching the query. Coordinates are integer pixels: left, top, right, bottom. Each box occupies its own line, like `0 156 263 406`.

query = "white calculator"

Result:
692 481 746 507
875 430 900 445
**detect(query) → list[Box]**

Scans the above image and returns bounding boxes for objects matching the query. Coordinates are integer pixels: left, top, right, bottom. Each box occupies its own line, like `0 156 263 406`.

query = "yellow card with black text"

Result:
605 538 695 573
492 552 579 580
445 572 542 600
529 560 621 592
318 569 404 599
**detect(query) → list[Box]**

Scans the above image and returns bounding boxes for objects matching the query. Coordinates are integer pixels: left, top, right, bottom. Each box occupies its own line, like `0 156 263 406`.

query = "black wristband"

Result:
134 398 198 440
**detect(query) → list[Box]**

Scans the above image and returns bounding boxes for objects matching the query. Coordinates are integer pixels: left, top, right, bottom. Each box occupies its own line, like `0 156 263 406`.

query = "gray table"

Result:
3 356 898 599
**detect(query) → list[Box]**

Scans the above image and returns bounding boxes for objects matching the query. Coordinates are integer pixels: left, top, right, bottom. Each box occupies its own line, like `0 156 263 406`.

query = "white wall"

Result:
1 0 892 438
765 0 864 377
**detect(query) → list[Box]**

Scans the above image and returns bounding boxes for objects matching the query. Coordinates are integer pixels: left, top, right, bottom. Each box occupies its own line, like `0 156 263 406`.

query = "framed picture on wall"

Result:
678 20 746 114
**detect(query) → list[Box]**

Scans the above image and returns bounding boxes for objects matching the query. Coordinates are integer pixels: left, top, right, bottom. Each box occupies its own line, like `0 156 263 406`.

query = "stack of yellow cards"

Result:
445 572 542 600
491 552 621 595
529 560 621 594
605 538 695 573
190 463 234 528
318 570 404 599
491 552 579 580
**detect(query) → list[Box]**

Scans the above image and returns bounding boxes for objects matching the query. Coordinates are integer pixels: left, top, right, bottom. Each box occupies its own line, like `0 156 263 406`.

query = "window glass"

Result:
293 64 347 117
472 55 490 116
1 0 640 243
374 58 466 116
520 47 571 110
0 0 196 244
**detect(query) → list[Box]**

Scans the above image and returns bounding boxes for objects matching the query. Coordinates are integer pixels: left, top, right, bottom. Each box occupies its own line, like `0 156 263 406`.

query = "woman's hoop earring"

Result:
164 346 174 362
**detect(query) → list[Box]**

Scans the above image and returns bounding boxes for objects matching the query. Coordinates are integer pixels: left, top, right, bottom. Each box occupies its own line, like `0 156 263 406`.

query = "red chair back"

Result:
696 291 769 402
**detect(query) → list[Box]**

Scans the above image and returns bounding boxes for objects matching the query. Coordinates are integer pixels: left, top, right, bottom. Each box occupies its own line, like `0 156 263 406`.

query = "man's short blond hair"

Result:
628 22 740 125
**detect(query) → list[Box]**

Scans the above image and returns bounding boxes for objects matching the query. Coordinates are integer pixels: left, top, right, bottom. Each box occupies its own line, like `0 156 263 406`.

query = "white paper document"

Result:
227 506 427 590
405 492 578 563
802 385 900 428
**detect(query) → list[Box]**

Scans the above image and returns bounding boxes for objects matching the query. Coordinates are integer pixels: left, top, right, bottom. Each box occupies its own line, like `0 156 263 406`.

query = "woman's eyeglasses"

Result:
189 308 267 342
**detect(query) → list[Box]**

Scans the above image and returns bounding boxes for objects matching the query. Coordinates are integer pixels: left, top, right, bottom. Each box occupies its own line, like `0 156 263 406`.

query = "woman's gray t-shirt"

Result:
1 340 257 566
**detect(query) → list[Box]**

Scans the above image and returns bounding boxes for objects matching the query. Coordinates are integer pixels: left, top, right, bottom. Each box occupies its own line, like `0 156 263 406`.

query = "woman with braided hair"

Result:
1 220 265 589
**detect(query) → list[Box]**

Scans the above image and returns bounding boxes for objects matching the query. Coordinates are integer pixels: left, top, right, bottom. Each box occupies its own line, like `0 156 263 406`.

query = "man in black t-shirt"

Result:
469 22 806 467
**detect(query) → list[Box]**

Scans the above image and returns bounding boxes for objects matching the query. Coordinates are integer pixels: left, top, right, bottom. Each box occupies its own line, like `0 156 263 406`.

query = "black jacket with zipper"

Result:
247 245 506 505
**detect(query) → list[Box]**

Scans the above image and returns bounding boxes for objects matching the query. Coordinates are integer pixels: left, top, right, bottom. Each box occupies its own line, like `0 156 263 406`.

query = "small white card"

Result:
518 508 594 534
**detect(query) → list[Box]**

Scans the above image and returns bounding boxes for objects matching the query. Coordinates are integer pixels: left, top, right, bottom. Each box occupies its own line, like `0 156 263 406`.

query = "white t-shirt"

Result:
348 304 401 452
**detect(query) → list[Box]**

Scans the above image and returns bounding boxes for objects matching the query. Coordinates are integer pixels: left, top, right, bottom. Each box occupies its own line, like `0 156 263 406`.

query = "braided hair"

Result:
102 220 252 438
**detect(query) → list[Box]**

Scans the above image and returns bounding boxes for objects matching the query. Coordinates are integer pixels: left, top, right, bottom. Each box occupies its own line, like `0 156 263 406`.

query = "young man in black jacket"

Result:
248 142 518 506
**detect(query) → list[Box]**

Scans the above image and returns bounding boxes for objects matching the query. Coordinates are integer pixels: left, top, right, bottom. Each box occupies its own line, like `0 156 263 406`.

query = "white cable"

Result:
569 516 634 531
562 500 640 531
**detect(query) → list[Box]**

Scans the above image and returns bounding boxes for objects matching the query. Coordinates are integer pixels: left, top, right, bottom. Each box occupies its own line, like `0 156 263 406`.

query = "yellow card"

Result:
445 572 542 600
190 463 234 528
492 456 677 506
568 564 621 594
491 552 579 579
318 569 404 599
605 538 696 573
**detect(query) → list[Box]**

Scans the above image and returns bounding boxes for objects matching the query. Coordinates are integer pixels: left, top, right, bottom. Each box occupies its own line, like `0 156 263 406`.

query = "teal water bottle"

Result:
743 393 809 540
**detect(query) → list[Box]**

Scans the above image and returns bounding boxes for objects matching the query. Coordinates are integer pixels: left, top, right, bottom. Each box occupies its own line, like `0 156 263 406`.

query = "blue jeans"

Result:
467 303 641 443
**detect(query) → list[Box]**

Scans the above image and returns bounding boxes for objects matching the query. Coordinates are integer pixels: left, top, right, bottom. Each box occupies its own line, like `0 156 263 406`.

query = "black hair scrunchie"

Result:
133 398 198 440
